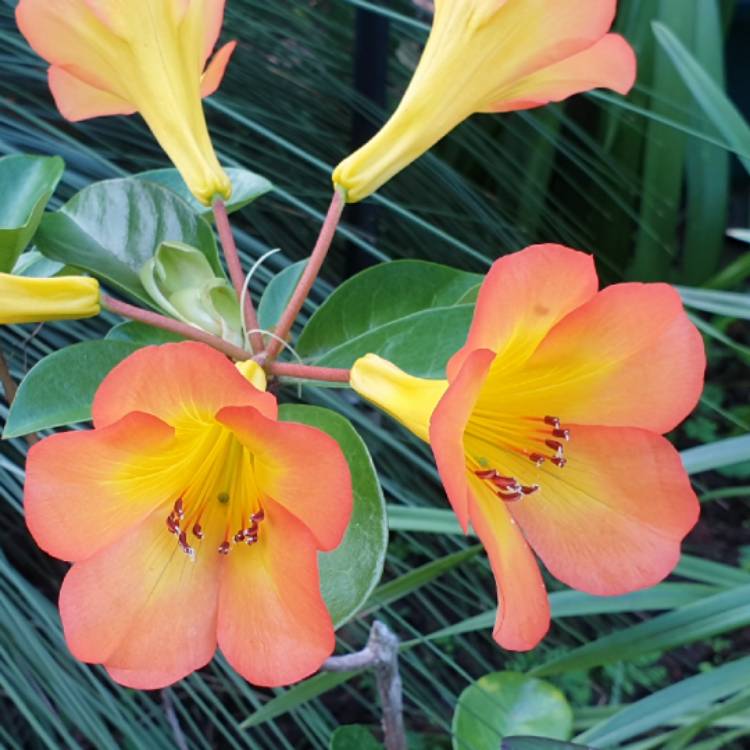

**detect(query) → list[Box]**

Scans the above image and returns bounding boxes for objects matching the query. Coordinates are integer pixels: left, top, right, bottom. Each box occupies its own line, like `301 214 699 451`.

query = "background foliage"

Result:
1 0 750 747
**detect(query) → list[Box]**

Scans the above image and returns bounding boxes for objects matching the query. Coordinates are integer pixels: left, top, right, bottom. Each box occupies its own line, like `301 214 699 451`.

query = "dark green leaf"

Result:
0 154 64 272
330 725 384 750
258 260 306 331
279 404 387 627
501 740 594 750
297 260 481 378
137 167 273 217
452 672 573 750
106 321 184 346
34 179 220 306
3 341 139 437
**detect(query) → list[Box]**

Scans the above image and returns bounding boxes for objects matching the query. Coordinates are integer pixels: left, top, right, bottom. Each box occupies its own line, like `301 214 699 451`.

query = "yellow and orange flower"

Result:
16 0 234 204
0 273 100 325
351 245 704 650
24 342 352 689
334 0 637 202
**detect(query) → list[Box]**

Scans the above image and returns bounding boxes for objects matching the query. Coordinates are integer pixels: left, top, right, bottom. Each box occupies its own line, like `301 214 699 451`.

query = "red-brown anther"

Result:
497 490 523 502
521 484 540 495
251 510 265 522
492 475 520 490
218 541 231 555
545 439 563 454
245 535 258 545
178 531 195 558
166 515 179 535
552 428 570 441
174 498 185 518
475 469 498 480
529 453 546 466
234 530 245 543
192 523 204 540
551 456 567 468
544 416 561 428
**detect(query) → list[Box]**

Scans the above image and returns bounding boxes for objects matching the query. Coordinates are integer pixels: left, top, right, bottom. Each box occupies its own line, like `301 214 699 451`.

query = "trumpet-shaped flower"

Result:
0 273 100 324
16 0 235 204
351 245 704 650
334 0 636 202
25 342 352 688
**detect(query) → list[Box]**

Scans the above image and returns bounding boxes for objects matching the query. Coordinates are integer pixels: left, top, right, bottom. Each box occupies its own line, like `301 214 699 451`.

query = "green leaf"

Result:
34 178 220 307
0 154 64 272
452 672 573 750
278 405 387 627
258 260 306 331
3 341 139 438
501 740 594 750
137 167 273 217
678 286 750 319
681 434 750 474
106 321 184 346
297 260 481 378
11 249 66 278
653 21 750 173
330 725 384 750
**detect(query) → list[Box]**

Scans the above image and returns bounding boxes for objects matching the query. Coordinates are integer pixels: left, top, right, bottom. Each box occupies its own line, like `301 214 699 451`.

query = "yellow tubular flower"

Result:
0 274 100 325
16 0 234 205
333 0 636 202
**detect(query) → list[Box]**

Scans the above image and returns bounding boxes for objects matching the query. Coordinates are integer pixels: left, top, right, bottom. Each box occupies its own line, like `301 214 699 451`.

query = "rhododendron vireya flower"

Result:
350 245 704 650
334 0 637 202
0 273 100 324
16 0 235 204
24 342 353 689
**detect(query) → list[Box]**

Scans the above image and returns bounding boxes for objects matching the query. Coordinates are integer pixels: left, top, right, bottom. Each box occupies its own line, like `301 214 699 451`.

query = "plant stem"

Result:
101 294 253 362
323 621 406 750
212 199 264 354
264 189 345 361
267 362 350 383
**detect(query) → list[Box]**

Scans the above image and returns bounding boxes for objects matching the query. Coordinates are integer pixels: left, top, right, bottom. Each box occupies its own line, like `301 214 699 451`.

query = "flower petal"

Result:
217 498 334 687
200 41 236 98
447 244 597 381
489 34 636 113
507 425 699 595
467 480 550 651
48 66 136 121
216 406 352 551
60 506 222 689
517 283 705 432
92 342 277 429
431 349 495 532
24 412 175 562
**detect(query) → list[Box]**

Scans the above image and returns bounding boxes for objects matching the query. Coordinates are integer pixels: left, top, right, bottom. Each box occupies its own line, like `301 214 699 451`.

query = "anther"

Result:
234 530 246 543
251 510 265 523
551 456 567 468
218 541 231 555
544 416 561 428
192 523 204 540
475 469 497 480
497 491 522 502
521 484 540 495
529 453 546 466
174 498 185 518
166 515 179 535
178 531 194 559
552 428 570 441
545 439 564 454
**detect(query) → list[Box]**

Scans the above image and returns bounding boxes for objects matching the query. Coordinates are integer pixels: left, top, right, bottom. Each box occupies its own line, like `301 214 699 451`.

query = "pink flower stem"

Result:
212 199 264 354
101 294 253 362
267 362 350 383
264 189 345 362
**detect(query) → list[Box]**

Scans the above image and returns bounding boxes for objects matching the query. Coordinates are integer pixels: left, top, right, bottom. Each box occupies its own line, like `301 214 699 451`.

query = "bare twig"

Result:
323 620 406 750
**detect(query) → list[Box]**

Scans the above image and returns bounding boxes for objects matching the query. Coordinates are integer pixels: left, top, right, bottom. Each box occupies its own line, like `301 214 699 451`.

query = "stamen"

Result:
497 490 522 502
178 531 195 560
251 510 265 522
192 523 204 540
166 514 180 535
544 416 561 428
218 541 231 555
521 484 540 495
529 453 546 466
552 428 570 441
174 498 185 518
475 469 497 480
551 456 567 468
491 475 520 491
545 439 563 454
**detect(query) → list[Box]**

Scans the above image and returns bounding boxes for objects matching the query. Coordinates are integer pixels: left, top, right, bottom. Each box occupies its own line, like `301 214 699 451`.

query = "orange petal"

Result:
92 342 277 429
60 507 222 689
217 498 334 687
217 406 352 551
467 481 550 651
507 425 699 595
201 41 236 98
519 283 705 432
48 66 135 121
431 349 496 532
198 0 227 63
447 245 597 381
490 34 637 113
24 412 175 562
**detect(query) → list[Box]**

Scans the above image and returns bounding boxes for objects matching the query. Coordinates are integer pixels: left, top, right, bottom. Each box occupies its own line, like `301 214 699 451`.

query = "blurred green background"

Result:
1 0 750 748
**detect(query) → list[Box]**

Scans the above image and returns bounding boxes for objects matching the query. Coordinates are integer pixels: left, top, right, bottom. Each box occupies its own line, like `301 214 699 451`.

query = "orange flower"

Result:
25 342 352 689
334 0 636 202
351 245 704 650
16 0 235 204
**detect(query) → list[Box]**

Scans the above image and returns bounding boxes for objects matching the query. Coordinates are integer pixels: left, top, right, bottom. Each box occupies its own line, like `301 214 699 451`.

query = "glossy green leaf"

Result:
34 179 220 307
3 341 139 438
11 249 67 278
678 286 750 319
0 154 64 272
297 260 481 378
106 321 184 346
279 405 387 627
258 260 306 331
329 725 383 750
452 672 573 750
137 167 273 217
681 434 750 474
501 740 593 750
